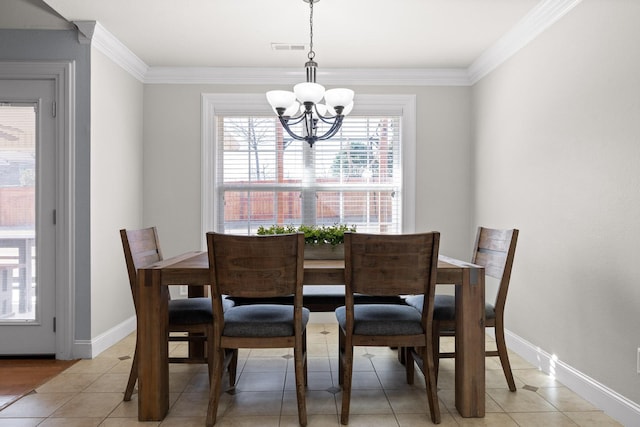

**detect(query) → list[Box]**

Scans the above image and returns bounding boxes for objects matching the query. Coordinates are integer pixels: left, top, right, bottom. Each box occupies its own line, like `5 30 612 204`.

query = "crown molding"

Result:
83 0 582 87
74 20 148 82
144 66 471 86
468 0 582 84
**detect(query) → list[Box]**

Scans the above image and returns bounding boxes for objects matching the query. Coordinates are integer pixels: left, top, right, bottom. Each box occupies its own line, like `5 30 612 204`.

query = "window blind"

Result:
215 113 402 235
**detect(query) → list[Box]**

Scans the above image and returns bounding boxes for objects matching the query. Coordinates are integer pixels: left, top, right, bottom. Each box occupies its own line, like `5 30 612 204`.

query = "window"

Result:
202 94 415 236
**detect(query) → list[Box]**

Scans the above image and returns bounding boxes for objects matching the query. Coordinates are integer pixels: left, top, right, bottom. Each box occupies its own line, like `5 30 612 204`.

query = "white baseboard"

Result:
72 315 136 359
502 328 640 426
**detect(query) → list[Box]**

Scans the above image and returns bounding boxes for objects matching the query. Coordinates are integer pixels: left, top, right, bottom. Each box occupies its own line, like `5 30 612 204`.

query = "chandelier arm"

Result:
281 114 306 126
316 113 342 124
278 117 310 142
315 116 345 141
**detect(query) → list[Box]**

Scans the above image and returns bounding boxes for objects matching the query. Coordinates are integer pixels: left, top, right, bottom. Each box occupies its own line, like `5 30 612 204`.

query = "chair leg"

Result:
409 346 440 424
123 344 138 401
338 328 345 386
422 345 441 424
405 347 415 385
432 321 441 384
303 330 308 386
339 339 354 425
494 322 517 391
207 343 213 387
206 347 226 427
398 346 406 365
227 349 238 387
424 348 440 424
294 337 308 426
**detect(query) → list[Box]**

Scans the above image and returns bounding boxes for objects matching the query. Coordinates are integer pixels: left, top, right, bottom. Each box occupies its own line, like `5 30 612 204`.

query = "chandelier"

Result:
266 0 354 148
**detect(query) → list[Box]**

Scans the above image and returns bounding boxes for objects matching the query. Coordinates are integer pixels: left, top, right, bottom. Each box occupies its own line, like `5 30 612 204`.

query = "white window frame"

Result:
201 93 416 243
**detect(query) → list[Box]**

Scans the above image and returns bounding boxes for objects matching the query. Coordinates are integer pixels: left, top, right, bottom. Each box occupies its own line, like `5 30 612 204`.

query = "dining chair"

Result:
206 232 309 427
120 227 235 401
405 227 519 391
335 231 441 425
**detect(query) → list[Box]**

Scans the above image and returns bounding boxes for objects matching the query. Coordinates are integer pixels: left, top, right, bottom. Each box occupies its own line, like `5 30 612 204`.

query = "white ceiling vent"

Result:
271 43 307 51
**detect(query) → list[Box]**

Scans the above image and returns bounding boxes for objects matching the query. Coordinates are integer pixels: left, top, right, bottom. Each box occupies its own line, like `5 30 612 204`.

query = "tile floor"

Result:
0 322 623 426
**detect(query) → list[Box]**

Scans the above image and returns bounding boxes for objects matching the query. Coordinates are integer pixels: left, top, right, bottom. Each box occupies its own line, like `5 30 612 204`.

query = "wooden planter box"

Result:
304 243 344 260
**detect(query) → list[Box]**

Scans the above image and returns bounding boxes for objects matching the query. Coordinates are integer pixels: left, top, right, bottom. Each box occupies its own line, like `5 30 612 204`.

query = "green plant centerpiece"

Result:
256 224 356 259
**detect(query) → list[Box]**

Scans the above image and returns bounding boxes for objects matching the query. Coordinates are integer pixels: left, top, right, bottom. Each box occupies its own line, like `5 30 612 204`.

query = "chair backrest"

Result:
120 227 163 308
471 227 518 313
206 232 304 299
345 231 440 316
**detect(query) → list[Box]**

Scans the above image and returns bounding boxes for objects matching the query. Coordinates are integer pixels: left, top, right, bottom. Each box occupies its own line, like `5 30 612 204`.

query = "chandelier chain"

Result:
266 0 354 147
308 0 315 60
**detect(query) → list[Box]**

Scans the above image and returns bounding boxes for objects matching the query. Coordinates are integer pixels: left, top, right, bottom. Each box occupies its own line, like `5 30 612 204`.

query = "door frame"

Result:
0 61 76 359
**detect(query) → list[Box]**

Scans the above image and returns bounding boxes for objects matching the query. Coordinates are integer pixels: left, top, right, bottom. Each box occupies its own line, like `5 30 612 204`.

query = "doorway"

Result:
0 61 75 359
0 80 57 355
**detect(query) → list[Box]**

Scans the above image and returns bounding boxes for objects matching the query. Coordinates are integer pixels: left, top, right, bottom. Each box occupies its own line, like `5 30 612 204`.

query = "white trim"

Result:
73 316 136 359
73 21 148 83
0 61 76 360
147 67 471 86
497 328 640 426
84 1 581 87
468 0 582 84
201 93 416 239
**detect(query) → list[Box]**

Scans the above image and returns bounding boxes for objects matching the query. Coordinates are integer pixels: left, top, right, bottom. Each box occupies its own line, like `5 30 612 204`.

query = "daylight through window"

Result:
202 94 416 237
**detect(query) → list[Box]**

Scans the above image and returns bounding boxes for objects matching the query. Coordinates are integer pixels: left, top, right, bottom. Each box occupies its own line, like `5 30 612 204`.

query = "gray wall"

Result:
472 0 640 404
89 47 144 337
0 29 92 341
5 1 639 415
142 84 474 260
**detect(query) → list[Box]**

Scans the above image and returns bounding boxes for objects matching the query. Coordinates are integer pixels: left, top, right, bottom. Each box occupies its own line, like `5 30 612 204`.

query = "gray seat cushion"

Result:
404 294 495 320
223 304 310 337
335 304 424 336
168 296 234 325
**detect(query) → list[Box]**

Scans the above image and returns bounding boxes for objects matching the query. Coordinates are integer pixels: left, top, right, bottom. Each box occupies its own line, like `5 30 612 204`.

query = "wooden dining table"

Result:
135 251 485 421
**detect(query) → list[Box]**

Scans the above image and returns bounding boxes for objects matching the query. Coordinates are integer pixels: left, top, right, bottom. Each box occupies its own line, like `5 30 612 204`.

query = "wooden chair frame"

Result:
338 232 441 424
206 232 308 427
434 227 519 391
120 227 214 401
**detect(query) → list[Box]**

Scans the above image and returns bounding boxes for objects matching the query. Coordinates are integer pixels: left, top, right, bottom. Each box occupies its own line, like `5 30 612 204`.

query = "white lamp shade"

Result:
324 88 354 108
293 82 325 104
283 101 300 117
325 104 336 116
314 103 328 117
342 102 354 116
266 90 296 109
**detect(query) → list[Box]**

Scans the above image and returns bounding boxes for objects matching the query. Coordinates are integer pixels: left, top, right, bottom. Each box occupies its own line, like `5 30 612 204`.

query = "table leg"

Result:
454 267 485 417
137 269 169 421
187 286 206 359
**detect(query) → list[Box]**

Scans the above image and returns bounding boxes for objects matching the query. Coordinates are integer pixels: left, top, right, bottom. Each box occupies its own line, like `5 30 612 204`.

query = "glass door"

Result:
0 104 36 321
0 78 57 355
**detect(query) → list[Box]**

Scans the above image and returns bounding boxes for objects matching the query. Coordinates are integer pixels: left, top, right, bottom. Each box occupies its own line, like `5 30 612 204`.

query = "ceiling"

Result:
2 0 545 70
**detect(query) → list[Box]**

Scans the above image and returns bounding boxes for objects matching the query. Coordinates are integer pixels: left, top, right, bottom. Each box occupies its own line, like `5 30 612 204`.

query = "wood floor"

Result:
0 358 77 410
